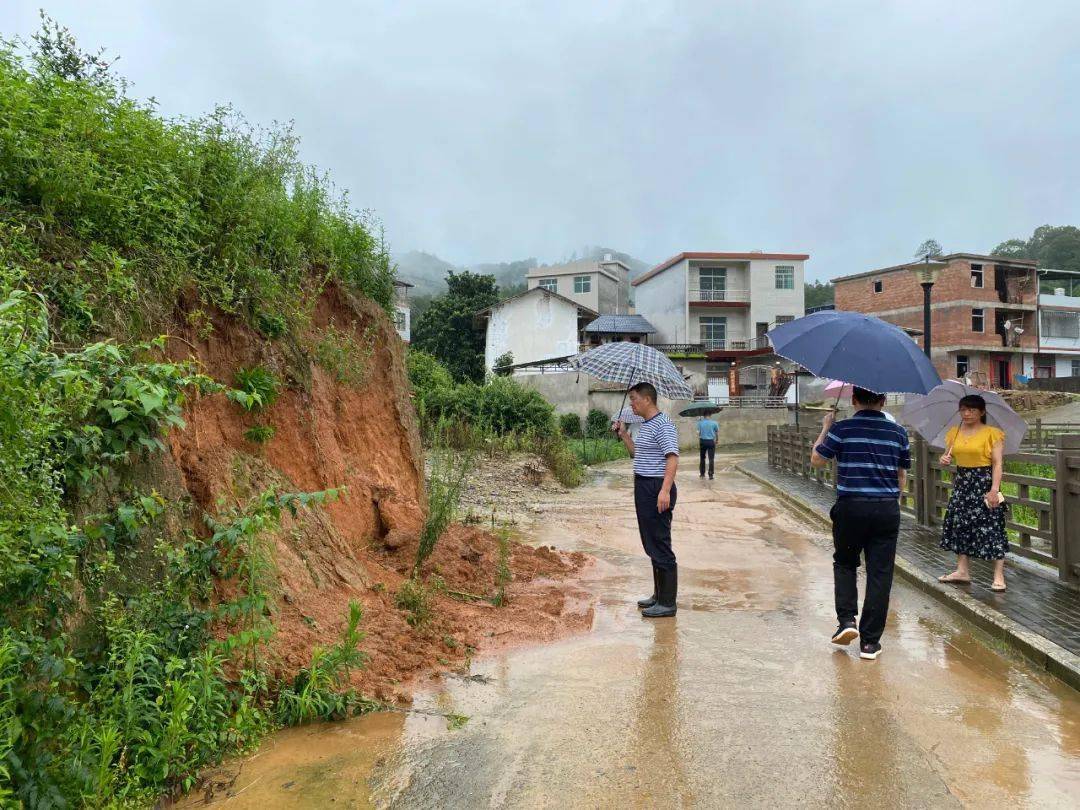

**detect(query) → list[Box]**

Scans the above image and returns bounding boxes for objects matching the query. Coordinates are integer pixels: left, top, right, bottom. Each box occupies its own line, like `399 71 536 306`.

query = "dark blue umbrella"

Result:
766 311 941 395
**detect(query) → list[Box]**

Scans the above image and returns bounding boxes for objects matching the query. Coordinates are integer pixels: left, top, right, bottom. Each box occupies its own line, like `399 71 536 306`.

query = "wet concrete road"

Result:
190 459 1080 808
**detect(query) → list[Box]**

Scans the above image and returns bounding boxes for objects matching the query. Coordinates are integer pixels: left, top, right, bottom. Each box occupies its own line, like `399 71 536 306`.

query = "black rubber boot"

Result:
637 566 659 609
642 565 677 618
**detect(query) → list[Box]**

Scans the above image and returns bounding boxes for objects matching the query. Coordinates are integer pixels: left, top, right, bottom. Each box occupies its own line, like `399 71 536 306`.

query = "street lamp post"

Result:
909 255 948 358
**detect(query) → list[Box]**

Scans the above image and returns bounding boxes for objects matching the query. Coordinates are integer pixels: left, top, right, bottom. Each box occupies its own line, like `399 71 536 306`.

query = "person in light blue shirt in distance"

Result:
697 415 719 479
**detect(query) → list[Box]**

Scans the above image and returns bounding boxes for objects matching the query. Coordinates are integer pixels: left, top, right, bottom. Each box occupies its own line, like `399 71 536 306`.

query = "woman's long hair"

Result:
958 394 988 424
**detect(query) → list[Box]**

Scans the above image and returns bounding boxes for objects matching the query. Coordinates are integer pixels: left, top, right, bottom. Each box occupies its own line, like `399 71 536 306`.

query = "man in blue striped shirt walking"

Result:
811 386 910 660
614 382 680 617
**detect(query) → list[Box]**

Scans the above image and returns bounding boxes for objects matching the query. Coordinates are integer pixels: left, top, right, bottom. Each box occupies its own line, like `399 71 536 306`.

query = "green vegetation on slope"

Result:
0 20 393 346
0 19 391 805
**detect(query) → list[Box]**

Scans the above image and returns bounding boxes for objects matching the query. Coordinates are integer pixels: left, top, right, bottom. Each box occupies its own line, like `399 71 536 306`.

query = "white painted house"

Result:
476 287 598 374
525 256 630 314
631 251 809 396
393 279 412 342
1036 269 1080 378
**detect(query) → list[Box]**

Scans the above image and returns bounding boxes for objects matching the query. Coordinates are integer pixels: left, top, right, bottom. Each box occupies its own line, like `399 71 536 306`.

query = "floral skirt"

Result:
940 466 1009 560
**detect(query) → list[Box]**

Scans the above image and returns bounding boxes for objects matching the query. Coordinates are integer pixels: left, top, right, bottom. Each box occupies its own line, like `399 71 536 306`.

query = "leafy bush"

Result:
560 412 582 437
244 424 276 444
407 349 455 394
493 351 514 376
417 439 474 576
586 409 612 439
230 366 280 411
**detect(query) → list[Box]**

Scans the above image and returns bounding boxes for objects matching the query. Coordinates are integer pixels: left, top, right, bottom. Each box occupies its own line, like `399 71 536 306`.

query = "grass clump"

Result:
230 366 280 411
573 436 631 466
395 579 433 628
314 320 377 386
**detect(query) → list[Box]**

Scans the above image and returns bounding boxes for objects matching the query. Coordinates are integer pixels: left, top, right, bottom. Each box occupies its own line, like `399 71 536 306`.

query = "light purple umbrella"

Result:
900 380 1027 454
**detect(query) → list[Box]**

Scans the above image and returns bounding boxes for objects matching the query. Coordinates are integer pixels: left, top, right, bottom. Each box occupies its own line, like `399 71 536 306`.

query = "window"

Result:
1042 310 1080 339
699 267 727 291
573 275 591 294
393 311 406 331
538 278 557 292
700 316 727 348
971 308 984 332
971 264 983 288
775 315 795 324
1035 356 1053 379
956 355 969 378
873 280 883 293
775 265 795 290
1073 358 1080 377
706 361 727 377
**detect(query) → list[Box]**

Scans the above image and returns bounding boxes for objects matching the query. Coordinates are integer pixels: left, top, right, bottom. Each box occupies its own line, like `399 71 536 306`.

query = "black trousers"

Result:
634 475 678 570
830 498 900 645
699 440 715 477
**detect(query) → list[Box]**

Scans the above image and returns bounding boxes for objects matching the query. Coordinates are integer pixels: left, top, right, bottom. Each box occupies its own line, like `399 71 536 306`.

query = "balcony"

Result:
689 288 750 305
652 336 771 356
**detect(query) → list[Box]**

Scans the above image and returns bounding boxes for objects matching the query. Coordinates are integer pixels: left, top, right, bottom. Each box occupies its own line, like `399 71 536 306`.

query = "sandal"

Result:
990 582 1007 592
938 573 971 584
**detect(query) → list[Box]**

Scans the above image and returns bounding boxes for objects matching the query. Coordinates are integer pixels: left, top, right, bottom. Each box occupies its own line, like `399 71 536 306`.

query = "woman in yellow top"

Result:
938 394 1009 591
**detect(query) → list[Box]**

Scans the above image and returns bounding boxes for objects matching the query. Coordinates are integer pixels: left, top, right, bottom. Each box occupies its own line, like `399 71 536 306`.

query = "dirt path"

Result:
181 456 1080 808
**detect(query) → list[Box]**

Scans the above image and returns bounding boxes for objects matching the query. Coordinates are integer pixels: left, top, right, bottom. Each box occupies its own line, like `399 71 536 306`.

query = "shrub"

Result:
493 351 514 376
243 424 276 444
537 435 585 487
586 409 611 439
573 436 630 466
559 412 582 437
417 436 474 575
407 349 454 394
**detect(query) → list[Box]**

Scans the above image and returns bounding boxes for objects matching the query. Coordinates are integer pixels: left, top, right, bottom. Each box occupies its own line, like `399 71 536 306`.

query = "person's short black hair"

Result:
629 382 658 404
958 393 988 423
852 386 886 407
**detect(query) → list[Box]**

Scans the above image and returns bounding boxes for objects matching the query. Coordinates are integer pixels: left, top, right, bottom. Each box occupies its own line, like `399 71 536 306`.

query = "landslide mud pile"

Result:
165 288 590 701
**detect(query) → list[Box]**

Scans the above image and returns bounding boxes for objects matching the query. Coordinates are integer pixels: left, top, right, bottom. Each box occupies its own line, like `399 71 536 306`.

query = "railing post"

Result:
921 438 936 525
1053 435 1080 583
1036 417 1043 453
913 435 928 525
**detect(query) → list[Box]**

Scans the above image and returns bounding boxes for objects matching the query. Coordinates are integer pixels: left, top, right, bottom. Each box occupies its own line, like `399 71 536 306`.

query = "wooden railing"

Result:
767 424 1080 582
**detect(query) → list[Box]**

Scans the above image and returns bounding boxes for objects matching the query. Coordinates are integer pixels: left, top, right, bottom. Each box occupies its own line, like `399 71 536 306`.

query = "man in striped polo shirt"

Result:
614 382 680 618
811 386 910 661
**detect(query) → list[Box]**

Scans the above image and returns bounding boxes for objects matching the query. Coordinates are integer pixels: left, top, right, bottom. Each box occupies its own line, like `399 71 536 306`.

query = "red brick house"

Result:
833 254 1038 388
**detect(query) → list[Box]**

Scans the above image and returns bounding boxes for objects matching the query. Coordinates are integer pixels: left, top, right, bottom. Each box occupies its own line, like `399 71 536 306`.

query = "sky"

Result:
4 1 1080 281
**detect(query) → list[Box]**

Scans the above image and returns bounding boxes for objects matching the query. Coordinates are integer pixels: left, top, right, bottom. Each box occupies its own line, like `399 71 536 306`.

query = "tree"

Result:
914 239 944 259
804 280 834 309
993 225 1080 273
411 271 499 383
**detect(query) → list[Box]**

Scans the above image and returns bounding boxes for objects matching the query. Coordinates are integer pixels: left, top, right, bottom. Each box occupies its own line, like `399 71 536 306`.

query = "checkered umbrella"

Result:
612 407 644 425
571 342 694 401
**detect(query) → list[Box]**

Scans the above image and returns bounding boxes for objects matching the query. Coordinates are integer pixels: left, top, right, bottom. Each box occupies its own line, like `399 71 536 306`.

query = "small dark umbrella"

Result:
767 311 941 395
678 402 722 417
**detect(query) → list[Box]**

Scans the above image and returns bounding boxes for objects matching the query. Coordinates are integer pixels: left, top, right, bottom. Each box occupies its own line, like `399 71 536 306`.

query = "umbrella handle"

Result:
614 366 636 431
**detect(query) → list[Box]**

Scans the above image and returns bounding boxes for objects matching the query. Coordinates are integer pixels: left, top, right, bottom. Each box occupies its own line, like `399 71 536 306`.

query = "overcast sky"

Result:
5 1 1080 281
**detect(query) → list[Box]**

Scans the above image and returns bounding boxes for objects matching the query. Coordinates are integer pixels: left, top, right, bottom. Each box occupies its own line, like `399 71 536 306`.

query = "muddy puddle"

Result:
178 458 1080 809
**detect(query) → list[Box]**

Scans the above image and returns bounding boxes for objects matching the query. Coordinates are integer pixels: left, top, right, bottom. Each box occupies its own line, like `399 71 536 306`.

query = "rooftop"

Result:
474 285 599 318
632 251 810 287
832 253 1038 283
583 314 657 334
526 257 630 280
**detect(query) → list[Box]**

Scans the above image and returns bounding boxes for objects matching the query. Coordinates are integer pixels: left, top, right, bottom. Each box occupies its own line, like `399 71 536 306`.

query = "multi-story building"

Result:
631 251 809 395
393 279 412 342
526 255 631 315
832 253 1038 388
1036 269 1080 378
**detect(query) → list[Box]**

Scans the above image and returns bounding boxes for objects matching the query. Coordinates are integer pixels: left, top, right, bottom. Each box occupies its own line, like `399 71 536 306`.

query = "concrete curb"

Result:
736 463 1080 694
